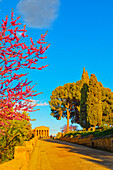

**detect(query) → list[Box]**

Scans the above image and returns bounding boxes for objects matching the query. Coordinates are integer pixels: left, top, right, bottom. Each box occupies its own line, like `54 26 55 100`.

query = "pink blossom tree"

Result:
0 10 50 132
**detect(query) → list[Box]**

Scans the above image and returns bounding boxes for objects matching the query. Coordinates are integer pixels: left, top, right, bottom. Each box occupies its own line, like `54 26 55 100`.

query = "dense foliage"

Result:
102 87 113 125
81 74 102 129
49 83 81 132
80 68 89 128
80 71 113 129
0 113 33 163
64 127 113 138
49 68 113 131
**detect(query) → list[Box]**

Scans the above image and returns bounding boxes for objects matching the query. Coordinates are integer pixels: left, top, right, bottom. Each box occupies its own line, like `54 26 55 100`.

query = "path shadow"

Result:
42 139 113 170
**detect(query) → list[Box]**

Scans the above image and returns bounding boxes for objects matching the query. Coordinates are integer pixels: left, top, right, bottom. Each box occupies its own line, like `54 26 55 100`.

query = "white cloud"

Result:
29 99 49 106
16 32 22 37
36 102 48 106
13 99 48 113
17 0 60 28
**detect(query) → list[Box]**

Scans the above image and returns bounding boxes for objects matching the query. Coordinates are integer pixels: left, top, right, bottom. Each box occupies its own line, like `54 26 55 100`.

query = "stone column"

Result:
35 129 37 137
46 132 48 137
44 130 46 136
47 130 49 137
39 130 41 137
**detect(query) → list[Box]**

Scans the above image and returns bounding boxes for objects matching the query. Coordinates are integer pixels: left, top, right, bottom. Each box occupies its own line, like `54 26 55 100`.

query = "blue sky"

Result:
0 0 113 135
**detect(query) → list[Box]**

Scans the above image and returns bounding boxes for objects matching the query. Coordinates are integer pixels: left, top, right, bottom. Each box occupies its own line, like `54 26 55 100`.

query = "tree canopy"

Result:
80 68 89 128
0 112 33 162
86 74 102 128
50 68 113 131
101 87 113 126
80 70 113 129
49 83 81 132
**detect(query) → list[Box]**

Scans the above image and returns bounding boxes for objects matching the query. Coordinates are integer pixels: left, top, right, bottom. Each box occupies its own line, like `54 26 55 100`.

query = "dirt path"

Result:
25 139 113 170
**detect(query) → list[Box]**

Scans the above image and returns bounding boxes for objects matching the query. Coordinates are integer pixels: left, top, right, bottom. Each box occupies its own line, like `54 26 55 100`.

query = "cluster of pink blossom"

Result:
0 10 50 131
60 124 77 133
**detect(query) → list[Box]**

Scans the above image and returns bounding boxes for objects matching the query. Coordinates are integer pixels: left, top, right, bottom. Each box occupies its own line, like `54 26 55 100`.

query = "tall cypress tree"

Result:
81 67 89 85
87 74 102 128
80 83 89 129
80 68 89 129
102 87 113 126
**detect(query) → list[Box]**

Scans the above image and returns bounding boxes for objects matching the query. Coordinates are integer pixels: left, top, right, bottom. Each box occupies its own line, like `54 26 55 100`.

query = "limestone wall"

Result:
60 134 81 143
91 135 113 152
0 137 38 170
60 134 113 152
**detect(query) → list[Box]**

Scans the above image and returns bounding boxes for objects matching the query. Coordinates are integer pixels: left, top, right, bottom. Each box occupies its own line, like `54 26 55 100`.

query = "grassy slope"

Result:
64 127 113 138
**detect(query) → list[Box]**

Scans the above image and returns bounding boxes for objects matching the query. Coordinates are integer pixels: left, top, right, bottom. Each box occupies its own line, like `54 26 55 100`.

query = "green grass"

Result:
64 127 113 138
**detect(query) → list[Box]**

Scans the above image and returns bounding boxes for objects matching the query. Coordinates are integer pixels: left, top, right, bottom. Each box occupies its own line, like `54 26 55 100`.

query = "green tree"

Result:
80 68 89 129
101 87 113 126
80 83 89 129
0 113 33 163
81 67 89 85
49 83 81 132
86 74 102 129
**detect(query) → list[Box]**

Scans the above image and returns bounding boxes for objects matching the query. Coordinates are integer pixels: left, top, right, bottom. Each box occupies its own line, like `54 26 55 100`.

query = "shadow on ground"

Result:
42 139 113 170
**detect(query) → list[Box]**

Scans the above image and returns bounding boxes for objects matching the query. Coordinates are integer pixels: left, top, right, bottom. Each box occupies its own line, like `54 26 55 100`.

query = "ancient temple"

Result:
34 126 49 138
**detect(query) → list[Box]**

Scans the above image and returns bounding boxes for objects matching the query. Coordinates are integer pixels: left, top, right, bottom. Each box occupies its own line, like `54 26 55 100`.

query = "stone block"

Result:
30 139 35 148
14 146 31 162
24 141 33 152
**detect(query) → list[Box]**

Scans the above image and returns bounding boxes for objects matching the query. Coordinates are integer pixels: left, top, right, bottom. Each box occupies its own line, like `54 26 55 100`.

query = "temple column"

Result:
35 130 37 137
39 130 41 136
47 130 49 136
44 130 46 136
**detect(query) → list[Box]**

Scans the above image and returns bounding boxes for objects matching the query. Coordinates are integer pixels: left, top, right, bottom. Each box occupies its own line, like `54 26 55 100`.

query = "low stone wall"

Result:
60 134 81 143
0 137 38 170
91 135 113 152
60 134 113 152
77 134 94 146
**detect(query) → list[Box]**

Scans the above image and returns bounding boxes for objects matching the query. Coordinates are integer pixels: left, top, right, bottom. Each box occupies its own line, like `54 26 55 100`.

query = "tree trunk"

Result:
66 109 70 133
92 126 95 131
